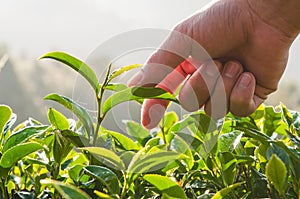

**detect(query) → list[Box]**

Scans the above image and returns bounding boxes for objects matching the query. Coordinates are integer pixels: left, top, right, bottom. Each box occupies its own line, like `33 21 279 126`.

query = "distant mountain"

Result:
0 57 42 122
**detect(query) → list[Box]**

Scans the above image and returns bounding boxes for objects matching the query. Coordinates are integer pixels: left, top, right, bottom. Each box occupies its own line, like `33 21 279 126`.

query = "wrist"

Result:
247 0 300 39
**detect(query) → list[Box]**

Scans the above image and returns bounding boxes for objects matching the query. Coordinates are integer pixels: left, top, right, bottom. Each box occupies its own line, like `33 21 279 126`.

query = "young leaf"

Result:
263 106 282 136
218 131 243 152
83 165 120 194
3 125 48 152
105 130 141 151
48 108 69 130
143 174 187 199
102 87 179 115
94 190 114 199
80 147 125 171
219 152 236 186
266 154 287 195
0 142 44 168
211 182 245 199
105 83 128 92
160 112 178 132
128 150 184 179
41 179 92 199
40 51 99 93
125 120 151 146
44 93 94 136
0 105 12 134
53 131 73 164
108 64 142 82
3 113 17 136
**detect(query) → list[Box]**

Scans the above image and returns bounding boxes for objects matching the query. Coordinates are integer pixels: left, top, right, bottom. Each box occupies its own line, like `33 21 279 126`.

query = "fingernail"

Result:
205 64 219 77
142 100 167 129
238 74 252 88
224 62 240 78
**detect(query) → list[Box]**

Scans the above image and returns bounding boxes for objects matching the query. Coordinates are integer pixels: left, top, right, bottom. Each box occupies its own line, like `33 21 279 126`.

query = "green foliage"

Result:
41 179 92 199
0 51 299 198
102 86 178 115
44 93 94 136
0 142 43 168
39 51 100 94
266 154 287 195
143 174 187 199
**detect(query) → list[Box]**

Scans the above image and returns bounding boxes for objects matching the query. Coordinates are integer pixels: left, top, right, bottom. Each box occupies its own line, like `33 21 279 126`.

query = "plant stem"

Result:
93 64 112 146
1 178 9 199
120 173 128 199
160 116 168 145
93 95 103 146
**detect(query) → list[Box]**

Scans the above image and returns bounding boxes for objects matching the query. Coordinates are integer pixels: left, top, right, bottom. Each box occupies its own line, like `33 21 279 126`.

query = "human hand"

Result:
129 0 300 129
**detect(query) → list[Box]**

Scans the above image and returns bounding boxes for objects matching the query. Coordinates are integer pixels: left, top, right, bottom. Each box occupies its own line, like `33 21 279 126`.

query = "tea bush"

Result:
0 52 299 198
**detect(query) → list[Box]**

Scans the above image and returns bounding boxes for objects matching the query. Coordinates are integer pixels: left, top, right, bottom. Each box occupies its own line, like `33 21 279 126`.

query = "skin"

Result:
129 0 300 129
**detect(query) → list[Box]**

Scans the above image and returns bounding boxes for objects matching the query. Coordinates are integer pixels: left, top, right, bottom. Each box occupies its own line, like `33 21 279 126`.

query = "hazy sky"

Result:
1 0 299 82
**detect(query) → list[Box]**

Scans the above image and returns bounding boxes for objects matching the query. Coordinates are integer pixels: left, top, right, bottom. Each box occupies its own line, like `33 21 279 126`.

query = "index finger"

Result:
128 29 193 87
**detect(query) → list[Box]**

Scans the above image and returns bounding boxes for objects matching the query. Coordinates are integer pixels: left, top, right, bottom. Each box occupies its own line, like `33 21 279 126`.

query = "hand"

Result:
129 0 300 129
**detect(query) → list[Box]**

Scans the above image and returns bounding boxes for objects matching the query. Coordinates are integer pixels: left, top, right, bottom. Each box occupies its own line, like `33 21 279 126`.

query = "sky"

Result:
0 0 206 59
0 0 300 84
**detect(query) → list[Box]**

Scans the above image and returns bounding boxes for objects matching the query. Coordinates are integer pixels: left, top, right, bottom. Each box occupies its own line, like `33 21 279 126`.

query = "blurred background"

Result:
1 0 300 127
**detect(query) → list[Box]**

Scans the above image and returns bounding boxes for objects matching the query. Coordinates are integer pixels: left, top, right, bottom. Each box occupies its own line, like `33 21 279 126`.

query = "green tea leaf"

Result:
234 123 270 144
105 83 128 92
0 105 12 134
94 190 114 199
61 130 90 147
102 87 178 115
128 150 183 180
170 136 194 170
108 64 142 82
281 103 294 127
125 120 151 146
160 112 178 131
219 152 236 186
267 144 289 178
0 142 44 168
80 147 125 171
266 154 286 195
48 108 69 130
44 93 94 136
143 174 187 199
286 130 300 148
263 106 282 136
212 182 245 199
3 125 48 152
53 130 73 164
40 51 99 93
218 131 243 152
83 165 120 194
68 165 84 183
41 179 92 199
176 132 203 152
169 114 195 133
270 140 300 163
250 168 268 198
106 130 141 151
